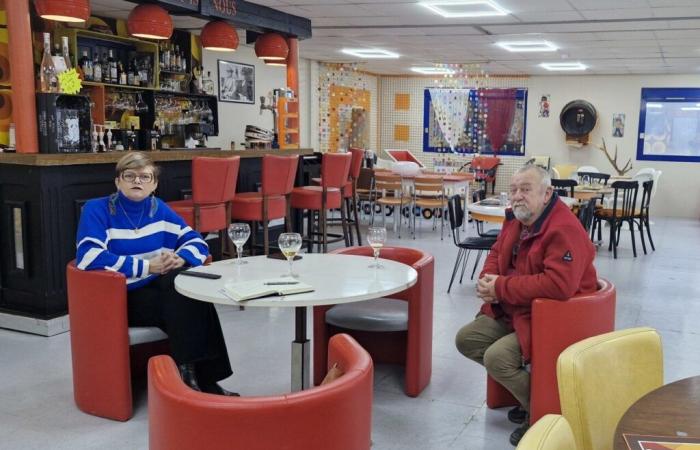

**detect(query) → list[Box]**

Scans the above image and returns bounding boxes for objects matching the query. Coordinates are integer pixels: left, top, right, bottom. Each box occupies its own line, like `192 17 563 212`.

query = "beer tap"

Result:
259 90 279 148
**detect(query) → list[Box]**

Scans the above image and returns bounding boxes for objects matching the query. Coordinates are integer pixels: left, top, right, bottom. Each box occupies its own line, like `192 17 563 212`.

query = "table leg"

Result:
291 306 310 391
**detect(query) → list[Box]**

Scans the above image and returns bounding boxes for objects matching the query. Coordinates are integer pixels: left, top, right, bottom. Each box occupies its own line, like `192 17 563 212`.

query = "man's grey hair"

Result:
514 163 551 188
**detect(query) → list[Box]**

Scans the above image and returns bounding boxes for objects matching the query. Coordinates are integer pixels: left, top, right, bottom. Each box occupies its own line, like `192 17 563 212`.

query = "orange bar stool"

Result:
230 154 299 255
168 156 240 260
291 152 352 253
344 148 366 246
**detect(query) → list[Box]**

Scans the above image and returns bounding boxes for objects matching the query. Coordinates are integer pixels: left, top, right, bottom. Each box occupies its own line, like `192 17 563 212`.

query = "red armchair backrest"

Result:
321 153 352 189
262 154 299 196
192 156 240 204
348 148 365 180
148 333 373 450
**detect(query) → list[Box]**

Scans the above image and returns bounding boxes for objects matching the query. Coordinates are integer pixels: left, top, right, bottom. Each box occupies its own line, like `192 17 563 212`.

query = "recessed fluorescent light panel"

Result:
539 62 587 71
410 67 456 75
496 41 558 52
341 48 400 59
419 0 509 18
646 103 663 108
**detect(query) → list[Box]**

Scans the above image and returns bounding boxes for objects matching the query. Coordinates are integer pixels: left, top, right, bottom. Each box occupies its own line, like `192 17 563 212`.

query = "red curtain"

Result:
483 89 517 153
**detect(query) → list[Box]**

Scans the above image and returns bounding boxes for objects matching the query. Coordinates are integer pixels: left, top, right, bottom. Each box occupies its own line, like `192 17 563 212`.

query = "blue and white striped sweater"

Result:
76 192 209 290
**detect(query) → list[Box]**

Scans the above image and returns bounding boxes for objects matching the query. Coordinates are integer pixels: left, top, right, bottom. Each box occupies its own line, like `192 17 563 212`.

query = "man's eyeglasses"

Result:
121 172 154 183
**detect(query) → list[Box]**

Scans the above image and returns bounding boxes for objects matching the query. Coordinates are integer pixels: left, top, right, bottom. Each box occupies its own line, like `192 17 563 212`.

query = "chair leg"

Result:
306 209 313 253
344 198 354 246
611 220 618 259
471 250 484 280
448 248 465 293
250 221 258 256
645 216 655 251
629 219 637 257
352 194 361 246
459 250 471 283
321 208 328 254
637 218 647 255
340 201 351 248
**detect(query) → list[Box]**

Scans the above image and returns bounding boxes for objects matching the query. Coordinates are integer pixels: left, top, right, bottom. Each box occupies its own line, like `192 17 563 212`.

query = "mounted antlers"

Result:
595 138 633 176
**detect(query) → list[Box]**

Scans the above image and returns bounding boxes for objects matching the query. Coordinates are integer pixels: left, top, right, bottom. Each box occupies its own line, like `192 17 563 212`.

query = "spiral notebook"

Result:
224 279 314 301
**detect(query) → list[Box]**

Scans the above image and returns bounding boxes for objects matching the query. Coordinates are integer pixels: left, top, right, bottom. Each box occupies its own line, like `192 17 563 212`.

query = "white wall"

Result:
526 74 700 218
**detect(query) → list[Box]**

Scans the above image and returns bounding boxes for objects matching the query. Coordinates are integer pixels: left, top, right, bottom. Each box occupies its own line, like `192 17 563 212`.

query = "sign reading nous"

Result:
200 0 238 19
159 0 200 12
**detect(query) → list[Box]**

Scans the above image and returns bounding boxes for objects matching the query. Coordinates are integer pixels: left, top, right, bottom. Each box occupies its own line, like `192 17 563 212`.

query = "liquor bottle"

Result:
189 65 199 94
39 33 58 93
204 71 214 95
132 62 141 86
162 43 170 71
108 50 117 84
127 61 134 86
79 50 92 81
101 53 109 83
180 51 187 74
118 62 127 85
61 36 72 71
93 53 102 82
170 44 177 72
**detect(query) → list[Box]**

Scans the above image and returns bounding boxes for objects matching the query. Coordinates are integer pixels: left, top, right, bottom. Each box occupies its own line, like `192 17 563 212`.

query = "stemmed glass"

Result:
278 233 302 278
367 227 387 268
228 223 251 265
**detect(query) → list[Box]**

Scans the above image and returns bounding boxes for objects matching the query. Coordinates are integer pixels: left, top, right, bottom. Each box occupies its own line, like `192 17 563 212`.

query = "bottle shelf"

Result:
82 80 156 91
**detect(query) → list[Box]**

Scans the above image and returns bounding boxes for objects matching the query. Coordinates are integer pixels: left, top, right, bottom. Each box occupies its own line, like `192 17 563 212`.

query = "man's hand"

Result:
476 273 499 303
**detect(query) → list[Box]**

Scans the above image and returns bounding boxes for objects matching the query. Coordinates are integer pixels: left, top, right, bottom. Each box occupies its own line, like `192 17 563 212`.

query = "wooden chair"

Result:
591 180 639 258
412 176 447 240
371 172 409 238
551 179 577 198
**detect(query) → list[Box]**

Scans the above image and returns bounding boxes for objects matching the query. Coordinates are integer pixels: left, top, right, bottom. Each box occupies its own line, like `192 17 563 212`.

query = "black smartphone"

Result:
267 253 302 261
179 270 222 279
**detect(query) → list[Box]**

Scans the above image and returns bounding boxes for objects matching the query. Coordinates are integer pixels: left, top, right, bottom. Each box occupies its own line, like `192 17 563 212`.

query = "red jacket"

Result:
479 194 598 361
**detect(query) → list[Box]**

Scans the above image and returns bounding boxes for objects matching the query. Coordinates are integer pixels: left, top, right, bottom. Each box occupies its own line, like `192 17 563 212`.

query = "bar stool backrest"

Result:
348 148 365 181
262 154 299 196
321 153 352 189
192 156 240 204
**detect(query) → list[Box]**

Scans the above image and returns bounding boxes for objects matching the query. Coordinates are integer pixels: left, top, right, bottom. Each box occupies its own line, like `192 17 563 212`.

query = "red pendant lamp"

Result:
201 21 239 52
34 0 90 23
263 58 286 67
127 4 173 40
254 33 289 61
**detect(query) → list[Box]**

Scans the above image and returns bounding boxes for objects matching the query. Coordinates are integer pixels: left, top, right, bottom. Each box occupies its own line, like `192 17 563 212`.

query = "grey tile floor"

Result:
1 216 698 450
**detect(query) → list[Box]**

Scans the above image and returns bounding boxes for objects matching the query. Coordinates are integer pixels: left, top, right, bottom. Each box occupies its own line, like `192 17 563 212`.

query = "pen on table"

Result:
264 281 299 285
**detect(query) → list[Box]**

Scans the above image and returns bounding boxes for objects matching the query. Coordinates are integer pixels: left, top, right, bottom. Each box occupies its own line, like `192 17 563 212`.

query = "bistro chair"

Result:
577 171 610 187
591 180 639 258
577 199 597 233
551 179 577 198
169 156 240 260
516 415 577 450
446 195 497 292
371 172 410 238
412 176 447 240
467 155 501 194
313 246 435 397
471 188 500 238
148 334 373 450
487 279 616 425
557 327 662 450
230 154 299 255
634 179 655 254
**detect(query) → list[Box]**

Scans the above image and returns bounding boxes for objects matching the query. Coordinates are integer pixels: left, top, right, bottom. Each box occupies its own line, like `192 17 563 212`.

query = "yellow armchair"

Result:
556 327 663 450
516 414 577 450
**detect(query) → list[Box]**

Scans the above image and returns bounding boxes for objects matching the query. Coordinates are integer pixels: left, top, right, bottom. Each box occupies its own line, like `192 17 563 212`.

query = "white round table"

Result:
175 253 417 390
467 196 578 223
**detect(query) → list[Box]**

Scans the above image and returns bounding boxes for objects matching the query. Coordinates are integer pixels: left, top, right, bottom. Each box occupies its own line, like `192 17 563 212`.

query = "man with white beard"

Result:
455 164 598 445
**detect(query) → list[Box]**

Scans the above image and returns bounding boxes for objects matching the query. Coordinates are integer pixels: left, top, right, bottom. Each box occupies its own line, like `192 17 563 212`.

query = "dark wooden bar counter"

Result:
0 148 318 334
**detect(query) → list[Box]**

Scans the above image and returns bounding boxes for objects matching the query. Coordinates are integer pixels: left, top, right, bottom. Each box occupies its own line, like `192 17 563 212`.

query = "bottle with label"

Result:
61 36 72 71
39 33 58 93
101 53 109 83
108 50 117 84
170 44 178 72
93 53 102 82
203 71 214 95
79 50 92 80
180 51 187 74
162 43 170 71
118 62 127 85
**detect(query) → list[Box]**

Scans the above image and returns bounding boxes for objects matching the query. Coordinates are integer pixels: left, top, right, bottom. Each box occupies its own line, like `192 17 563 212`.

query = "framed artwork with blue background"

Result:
423 88 528 155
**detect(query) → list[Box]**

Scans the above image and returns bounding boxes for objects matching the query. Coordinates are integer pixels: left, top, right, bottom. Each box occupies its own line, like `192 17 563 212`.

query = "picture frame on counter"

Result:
217 60 255 104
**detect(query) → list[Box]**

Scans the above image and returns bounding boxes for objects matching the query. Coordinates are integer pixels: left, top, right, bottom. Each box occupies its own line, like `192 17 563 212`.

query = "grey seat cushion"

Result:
128 326 168 345
326 298 408 332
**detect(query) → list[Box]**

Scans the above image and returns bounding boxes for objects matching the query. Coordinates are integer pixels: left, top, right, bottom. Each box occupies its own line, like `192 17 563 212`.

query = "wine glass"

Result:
228 223 251 265
367 227 387 268
278 233 302 278
582 174 590 187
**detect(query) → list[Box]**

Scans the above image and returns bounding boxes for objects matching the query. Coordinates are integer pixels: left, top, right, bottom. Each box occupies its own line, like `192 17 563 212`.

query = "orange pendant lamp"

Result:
34 0 90 23
263 58 286 67
254 32 289 61
127 4 173 40
201 21 238 52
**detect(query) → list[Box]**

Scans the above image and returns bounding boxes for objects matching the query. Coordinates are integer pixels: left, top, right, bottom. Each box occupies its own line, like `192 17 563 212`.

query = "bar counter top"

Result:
0 148 316 166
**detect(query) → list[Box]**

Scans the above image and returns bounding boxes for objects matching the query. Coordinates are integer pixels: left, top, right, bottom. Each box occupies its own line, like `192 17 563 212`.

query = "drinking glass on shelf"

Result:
367 226 387 268
278 232 302 278
582 174 590 187
228 223 251 265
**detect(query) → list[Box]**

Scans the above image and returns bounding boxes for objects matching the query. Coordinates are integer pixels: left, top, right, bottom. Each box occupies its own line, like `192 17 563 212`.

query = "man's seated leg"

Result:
455 314 511 365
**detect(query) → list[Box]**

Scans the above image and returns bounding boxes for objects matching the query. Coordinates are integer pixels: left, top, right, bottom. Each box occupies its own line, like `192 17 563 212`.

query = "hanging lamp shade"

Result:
34 0 90 23
127 4 173 40
201 21 238 52
263 58 286 67
254 33 289 61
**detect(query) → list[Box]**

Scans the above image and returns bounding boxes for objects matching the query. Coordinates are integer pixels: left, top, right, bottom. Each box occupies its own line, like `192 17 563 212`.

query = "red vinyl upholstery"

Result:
385 149 425 168
486 278 616 424
66 261 170 421
313 246 435 397
231 155 299 254
148 333 374 450
169 156 240 233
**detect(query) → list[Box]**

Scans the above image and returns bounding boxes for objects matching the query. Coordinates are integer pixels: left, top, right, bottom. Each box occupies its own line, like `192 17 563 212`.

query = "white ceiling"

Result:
90 0 700 76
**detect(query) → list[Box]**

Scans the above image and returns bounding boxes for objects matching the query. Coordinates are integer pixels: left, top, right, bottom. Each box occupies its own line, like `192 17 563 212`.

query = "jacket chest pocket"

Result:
516 242 545 273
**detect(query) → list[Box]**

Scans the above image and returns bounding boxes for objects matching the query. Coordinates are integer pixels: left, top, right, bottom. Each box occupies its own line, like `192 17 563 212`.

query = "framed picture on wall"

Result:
217 60 255 104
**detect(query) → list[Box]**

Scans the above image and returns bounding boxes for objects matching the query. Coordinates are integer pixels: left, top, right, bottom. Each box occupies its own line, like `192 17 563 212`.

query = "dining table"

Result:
574 185 615 201
613 375 700 449
466 195 579 224
174 253 417 391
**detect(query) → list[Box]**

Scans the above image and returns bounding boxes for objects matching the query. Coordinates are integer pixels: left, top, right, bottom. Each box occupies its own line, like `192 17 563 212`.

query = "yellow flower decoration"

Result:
58 69 82 95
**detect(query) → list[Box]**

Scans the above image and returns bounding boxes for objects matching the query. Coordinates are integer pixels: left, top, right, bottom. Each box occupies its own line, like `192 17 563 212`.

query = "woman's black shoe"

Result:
507 405 528 424
201 382 240 397
177 363 201 392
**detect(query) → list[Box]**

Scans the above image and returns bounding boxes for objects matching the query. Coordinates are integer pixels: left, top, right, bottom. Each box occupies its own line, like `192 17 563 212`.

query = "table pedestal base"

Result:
291 306 310 391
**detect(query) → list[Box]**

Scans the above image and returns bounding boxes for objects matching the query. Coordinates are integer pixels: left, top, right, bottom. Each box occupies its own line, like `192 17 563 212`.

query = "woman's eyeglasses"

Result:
121 172 154 183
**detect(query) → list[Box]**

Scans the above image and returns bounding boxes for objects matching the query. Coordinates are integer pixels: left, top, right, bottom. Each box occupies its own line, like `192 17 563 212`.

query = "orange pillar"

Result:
286 37 298 96
6 0 39 153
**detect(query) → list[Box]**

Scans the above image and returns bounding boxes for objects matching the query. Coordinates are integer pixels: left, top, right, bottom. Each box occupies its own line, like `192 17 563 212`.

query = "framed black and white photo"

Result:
217 60 255 104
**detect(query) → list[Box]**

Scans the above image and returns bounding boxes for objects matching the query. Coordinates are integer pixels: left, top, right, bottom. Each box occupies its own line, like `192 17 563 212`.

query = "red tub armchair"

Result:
486 278 616 424
148 333 373 450
313 246 435 397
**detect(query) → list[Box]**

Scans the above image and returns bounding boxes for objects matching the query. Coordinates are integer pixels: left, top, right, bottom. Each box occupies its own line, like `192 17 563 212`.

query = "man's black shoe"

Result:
201 382 240 397
177 363 201 392
509 419 530 446
507 406 528 424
